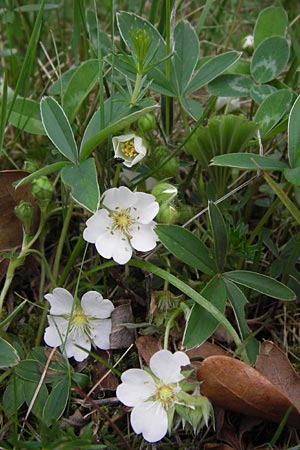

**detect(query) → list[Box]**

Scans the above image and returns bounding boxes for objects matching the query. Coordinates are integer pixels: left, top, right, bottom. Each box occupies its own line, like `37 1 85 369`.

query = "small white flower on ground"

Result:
83 186 159 265
116 349 190 443
112 133 147 167
242 34 254 50
44 288 114 362
216 96 240 112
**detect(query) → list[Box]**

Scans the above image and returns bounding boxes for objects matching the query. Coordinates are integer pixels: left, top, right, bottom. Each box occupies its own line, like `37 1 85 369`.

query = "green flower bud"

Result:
129 26 152 70
242 34 254 54
15 200 33 234
151 182 178 204
32 176 54 209
151 146 178 178
156 203 179 224
138 112 156 132
23 160 39 173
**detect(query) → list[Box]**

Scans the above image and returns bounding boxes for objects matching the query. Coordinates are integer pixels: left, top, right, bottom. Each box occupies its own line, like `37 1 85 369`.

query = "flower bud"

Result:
151 146 178 178
151 182 178 204
15 200 33 234
129 26 152 68
242 34 254 54
156 203 179 224
32 176 54 209
23 160 39 173
138 112 156 132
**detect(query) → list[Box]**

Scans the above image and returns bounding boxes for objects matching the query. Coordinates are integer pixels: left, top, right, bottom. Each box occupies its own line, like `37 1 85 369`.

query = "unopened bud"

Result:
156 203 179 224
151 182 177 204
15 200 33 234
32 176 54 209
138 112 156 132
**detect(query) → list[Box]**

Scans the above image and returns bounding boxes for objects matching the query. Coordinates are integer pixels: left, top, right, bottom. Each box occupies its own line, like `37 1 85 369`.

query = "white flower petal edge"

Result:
44 287 74 315
150 349 190 384
102 186 136 210
131 401 168 443
116 369 156 406
81 291 114 318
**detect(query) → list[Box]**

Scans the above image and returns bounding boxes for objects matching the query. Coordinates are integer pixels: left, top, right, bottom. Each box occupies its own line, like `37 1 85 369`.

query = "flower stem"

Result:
164 308 182 350
52 199 74 283
130 72 143 106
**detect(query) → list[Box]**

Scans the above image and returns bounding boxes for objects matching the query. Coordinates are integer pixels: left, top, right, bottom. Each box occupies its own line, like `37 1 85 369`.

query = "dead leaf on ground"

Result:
110 302 135 349
0 170 39 252
197 354 300 428
135 335 161 365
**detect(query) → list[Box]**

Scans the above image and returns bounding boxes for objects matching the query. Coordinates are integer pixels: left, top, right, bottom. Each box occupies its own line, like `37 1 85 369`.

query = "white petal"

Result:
122 152 145 168
89 319 112 349
102 186 136 210
130 223 158 252
112 134 136 146
44 288 73 315
131 192 159 224
81 291 114 318
83 210 112 244
116 369 156 406
64 328 91 362
150 350 190 384
95 231 132 264
44 316 69 347
130 401 168 443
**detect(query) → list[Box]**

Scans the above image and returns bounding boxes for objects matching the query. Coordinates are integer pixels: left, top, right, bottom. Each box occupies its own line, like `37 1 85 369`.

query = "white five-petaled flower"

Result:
112 133 147 167
116 349 190 443
44 288 114 362
83 186 159 265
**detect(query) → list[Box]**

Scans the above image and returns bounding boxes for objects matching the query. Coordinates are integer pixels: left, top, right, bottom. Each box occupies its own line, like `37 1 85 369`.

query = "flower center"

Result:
121 139 138 158
72 310 89 327
155 384 176 409
112 209 134 233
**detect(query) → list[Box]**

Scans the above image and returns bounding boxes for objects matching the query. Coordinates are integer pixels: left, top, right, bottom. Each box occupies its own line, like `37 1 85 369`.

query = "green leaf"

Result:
263 171 300 226
208 201 228 271
24 380 49 418
225 279 260 363
254 89 292 136
211 153 288 171
180 97 203 120
223 270 296 301
14 161 70 188
3 378 25 416
185 51 241 95
156 224 216 275
8 98 45 135
173 20 199 94
284 167 300 185
40 96 78 163
116 11 166 70
250 84 276 104
251 36 290 83
43 376 70 425
288 94 300 168
61 158 100 212
0 337 20 368
80 96 157 160
208 74 253 97
254 6 288 48
183 276 227 348
63 59 100 123
48 67 77 95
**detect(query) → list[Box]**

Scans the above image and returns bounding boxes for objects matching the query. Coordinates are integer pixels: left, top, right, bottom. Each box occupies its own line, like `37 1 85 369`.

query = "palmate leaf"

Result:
254 89 292 136
223 270 296 301
40 96 78 164
251 36 290 83
61 158 100 212
156 224 216 275
208 73 254 98
183 276 227 348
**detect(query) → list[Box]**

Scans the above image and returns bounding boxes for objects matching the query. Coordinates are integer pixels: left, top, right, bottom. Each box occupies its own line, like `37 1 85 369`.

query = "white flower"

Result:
216 96 240 112
242 34 254 50
116 349 190 443
44 288 114 362
83 186 159 265
112 133 147 167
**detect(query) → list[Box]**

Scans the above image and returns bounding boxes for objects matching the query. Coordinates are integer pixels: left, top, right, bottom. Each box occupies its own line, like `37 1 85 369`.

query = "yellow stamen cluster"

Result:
72 310 88 327
121 139 138 158
112 209 133 233
155 384 176 409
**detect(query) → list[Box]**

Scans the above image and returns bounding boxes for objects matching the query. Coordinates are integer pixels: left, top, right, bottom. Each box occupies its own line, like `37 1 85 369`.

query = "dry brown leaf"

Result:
135 335 161 365
204 444 235 450
110 302 135 349
255 340 300 410
185 341 228 360
0 170 39 251
197 355 300 428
